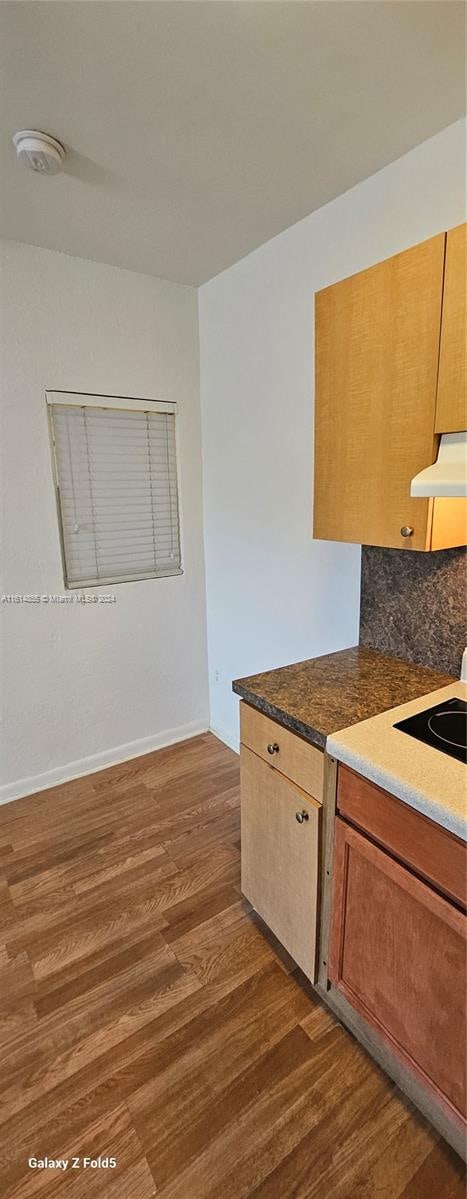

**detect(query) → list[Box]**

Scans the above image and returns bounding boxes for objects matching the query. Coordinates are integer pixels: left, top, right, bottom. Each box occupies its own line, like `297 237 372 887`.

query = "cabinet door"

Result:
329 817 466 1126
241 746 320 980
314 234 445 550
435 223 467 433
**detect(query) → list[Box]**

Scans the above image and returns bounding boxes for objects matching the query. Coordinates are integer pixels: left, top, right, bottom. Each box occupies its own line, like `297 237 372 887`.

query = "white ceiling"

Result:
1 1 465 286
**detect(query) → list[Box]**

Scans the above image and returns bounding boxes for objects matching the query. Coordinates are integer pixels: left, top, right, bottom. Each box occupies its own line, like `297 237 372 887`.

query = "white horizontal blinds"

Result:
51 402 181 586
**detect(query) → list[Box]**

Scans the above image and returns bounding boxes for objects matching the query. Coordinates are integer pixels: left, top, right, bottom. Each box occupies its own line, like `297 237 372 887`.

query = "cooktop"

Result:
394 696 467 765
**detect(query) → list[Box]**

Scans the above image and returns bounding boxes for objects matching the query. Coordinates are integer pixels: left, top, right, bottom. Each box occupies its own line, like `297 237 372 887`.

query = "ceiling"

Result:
1 1 465 286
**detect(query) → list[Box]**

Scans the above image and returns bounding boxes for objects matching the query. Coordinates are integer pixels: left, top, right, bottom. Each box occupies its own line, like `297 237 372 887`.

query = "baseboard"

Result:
0 719 209 806
209 724 240 754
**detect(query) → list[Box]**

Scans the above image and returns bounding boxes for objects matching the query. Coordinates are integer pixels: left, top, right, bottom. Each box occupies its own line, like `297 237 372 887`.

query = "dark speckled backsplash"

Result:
359 546 467 678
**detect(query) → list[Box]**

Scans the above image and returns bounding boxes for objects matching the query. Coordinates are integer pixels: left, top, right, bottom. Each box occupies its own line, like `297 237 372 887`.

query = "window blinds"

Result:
48 398 181 587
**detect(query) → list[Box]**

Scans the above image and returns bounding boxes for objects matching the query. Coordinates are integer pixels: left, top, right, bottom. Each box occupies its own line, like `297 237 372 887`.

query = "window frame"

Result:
46 391 183 589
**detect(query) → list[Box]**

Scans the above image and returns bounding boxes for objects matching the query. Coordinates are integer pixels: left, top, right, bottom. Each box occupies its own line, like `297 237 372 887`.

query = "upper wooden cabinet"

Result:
313 227 467 551
436 223 467 434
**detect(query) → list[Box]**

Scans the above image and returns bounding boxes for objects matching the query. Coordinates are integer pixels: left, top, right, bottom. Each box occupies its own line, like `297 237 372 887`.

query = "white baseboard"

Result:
209 724 240 755
0 719 209 807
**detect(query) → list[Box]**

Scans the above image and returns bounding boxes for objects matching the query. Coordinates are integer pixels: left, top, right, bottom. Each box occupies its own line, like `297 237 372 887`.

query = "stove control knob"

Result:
400 525 414 538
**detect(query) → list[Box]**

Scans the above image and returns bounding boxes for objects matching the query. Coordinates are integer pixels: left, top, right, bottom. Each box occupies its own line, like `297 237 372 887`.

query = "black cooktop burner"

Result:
394 697 467 765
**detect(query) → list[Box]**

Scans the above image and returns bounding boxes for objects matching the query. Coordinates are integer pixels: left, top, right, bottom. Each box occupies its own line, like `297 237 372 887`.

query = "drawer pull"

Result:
296 809 309 824
267 742 280 755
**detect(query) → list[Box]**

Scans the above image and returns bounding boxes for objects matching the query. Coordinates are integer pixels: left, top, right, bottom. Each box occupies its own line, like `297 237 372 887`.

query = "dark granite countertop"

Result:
232 646 454 751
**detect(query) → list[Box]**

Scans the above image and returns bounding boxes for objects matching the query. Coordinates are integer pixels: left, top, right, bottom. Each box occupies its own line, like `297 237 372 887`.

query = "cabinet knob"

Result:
296 809 309 823
400 525 414 538
267 742 279 755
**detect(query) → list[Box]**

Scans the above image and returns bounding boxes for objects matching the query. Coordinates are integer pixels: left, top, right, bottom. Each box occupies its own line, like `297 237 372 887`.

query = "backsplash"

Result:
359 546 467 678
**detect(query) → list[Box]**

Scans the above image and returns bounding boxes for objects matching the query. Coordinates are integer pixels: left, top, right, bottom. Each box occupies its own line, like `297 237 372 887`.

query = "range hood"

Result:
411 432 467 498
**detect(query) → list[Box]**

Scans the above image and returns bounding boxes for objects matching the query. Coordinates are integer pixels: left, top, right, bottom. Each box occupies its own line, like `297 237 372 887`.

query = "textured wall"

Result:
360 546 467 678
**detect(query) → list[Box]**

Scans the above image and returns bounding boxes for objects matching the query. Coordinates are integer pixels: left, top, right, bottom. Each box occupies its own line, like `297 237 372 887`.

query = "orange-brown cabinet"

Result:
329 813 466 1129
313 224 467 551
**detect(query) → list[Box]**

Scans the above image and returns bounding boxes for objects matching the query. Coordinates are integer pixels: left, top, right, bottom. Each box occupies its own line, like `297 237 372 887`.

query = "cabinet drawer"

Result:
329 817 466 1126
241 746 321 980
337 765 466 908
240 702 324 802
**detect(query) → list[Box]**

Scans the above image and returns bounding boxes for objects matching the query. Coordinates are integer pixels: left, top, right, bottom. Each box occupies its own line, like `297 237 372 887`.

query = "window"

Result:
47 392 182 588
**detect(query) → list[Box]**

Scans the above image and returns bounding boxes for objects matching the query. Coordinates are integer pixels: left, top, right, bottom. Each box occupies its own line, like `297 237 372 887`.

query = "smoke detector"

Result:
12 130 66 175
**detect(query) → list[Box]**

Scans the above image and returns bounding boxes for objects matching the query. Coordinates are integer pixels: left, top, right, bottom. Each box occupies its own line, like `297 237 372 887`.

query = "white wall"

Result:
199 119 467 751
0 241 209 800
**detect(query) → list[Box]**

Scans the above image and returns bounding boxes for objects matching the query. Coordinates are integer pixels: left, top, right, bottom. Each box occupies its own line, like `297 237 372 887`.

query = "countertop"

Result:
233 647 453 751
327 683 467 841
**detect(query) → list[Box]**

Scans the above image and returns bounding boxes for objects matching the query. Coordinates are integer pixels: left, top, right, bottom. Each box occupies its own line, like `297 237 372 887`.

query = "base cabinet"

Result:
329 816 466 1128
241 745 321 980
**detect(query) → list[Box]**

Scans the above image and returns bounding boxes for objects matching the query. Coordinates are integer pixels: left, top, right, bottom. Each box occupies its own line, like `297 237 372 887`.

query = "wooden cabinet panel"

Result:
436 223 467 433
241 746 321 980
314 234 445 550
430 495 467 551
329 817 466 1126
337 765 467 908
240 702 324 802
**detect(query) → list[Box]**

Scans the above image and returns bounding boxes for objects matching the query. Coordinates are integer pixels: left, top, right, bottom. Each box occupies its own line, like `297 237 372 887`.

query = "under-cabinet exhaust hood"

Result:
410 432 467 498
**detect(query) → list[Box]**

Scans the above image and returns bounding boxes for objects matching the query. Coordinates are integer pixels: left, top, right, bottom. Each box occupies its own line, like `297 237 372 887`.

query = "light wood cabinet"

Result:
329 814 466 1130
313 227 467 551
240 702 324 801
436 223 467 433
240 708 322 981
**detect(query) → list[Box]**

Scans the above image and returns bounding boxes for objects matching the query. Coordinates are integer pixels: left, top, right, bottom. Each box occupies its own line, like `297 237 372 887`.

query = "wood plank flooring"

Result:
0 733 464 1198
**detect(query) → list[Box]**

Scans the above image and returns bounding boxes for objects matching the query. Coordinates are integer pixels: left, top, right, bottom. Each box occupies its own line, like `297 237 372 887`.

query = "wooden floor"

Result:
0 734 464 1199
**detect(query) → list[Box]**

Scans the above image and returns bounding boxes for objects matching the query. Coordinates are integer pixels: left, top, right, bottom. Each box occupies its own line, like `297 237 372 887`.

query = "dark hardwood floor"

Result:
0 733 464 1198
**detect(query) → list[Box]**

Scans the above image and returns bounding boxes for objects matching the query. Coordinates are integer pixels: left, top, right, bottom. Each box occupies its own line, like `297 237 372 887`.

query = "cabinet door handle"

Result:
296 809 309 823
267 742 279 755
400 525 414 538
